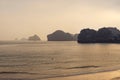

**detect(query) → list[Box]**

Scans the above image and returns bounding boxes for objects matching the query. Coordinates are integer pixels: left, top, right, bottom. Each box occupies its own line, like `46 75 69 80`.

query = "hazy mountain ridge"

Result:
47 30 78 41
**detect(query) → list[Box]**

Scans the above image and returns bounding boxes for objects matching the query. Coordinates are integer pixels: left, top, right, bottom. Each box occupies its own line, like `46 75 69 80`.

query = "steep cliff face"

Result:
47 30 74 41
28 35 41 41
78 27 120 43
78 29 97 43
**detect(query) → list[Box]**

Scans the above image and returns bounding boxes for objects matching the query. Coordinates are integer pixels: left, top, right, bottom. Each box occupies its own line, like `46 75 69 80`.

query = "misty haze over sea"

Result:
1 0 120 80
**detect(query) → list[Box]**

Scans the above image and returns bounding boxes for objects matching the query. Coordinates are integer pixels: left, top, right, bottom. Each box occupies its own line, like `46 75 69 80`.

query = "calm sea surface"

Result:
0 41 120 80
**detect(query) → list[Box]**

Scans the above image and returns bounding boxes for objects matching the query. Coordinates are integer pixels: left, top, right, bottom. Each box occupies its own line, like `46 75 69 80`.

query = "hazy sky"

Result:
1 0 120 40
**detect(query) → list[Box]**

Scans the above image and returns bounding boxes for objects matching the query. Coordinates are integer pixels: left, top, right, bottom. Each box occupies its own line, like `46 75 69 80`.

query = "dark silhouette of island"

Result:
28 34 41 41
78 27 120 43
47 30 78 41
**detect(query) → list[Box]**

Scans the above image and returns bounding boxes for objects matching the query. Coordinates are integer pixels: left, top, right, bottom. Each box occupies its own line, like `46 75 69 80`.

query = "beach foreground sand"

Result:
45 70 120 80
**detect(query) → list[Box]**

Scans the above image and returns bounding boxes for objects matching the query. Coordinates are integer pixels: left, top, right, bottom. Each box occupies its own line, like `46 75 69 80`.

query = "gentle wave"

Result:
0 64 27 67
0 78 34 80
66 65 100 69
0 71 37 75
40 65 120 79
0 42 120 79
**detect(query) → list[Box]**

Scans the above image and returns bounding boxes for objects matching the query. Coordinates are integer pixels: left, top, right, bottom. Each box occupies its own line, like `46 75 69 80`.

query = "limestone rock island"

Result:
47 30 77 41
78 27 120 43
28 34 41 41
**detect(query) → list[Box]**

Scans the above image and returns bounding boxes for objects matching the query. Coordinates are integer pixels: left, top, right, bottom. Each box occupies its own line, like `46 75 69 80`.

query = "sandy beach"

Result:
45 70 120 80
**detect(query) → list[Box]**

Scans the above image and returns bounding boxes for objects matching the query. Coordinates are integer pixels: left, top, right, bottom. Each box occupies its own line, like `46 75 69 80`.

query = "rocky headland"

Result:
78 27 120 43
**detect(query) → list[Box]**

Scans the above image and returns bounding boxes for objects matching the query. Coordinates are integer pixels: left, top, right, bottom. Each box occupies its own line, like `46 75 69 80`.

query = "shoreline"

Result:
40 64 120 80
44 69 120 80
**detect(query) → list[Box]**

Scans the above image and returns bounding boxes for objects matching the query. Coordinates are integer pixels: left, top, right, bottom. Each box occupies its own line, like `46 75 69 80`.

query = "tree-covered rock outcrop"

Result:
78 27 120 43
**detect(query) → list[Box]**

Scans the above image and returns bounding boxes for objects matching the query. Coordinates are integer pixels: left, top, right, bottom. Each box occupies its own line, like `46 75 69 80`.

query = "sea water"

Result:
0 41 120 80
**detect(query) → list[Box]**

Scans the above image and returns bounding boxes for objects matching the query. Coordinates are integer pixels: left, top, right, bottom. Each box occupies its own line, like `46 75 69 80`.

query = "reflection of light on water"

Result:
0 41 120 79
48 70 120 80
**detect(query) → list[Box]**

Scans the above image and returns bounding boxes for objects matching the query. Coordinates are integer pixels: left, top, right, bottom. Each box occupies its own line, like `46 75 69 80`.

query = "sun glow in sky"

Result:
1 0 120 40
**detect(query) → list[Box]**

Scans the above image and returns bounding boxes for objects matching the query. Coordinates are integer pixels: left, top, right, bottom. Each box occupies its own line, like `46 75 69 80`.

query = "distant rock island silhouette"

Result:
28 34 41 41
20 38 28 41
78 27 120 43
47 30 78 41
